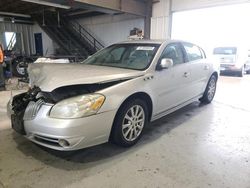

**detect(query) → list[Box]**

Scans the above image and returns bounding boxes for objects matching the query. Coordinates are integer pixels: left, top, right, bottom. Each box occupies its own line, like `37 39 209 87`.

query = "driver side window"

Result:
110 47 125 61
160 43 184 65
104 47 125 63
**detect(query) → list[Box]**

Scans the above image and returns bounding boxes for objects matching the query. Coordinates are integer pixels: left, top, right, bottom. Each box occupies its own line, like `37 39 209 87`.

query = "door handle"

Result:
204 65 209 70
183 72 190 77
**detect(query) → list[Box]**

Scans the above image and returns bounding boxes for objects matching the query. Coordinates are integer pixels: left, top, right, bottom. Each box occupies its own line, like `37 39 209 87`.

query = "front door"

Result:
153 42 191 116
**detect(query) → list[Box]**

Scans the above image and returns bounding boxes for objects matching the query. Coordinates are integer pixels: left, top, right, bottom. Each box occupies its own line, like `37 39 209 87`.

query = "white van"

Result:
213 46 248 77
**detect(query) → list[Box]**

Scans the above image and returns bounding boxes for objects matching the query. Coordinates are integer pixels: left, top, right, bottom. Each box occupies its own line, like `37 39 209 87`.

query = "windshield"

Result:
213 47 237 55
82 43 160 70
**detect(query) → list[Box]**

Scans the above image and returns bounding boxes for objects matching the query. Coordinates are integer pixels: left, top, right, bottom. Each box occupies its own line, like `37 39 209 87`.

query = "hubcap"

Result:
207 78 216 101
122 105 145 142
16 62 25 75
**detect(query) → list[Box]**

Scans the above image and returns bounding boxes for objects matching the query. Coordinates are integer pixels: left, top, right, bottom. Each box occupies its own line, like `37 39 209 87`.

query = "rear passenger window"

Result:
183 43 203 62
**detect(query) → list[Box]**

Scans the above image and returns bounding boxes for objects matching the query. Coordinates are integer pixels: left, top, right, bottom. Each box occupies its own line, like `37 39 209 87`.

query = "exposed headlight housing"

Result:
49 94 105 119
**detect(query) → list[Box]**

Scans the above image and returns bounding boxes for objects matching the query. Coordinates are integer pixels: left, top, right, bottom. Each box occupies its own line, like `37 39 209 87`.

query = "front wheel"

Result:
111 99 148 147
200 75 217 104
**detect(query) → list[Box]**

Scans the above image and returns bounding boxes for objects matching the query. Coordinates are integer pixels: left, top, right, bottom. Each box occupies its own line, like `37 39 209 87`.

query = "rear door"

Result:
182 42 210 98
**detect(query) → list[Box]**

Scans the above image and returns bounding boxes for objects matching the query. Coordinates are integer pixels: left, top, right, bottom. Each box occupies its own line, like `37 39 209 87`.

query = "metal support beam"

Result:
168 0 173 38
144 0 152 39
21 0 71 9
120 0 147 16
73 0 147 16
0 11 31 18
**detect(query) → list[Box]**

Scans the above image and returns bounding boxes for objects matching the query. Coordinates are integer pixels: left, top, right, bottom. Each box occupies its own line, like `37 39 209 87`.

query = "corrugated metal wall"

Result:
0 22 34 55
151 0 171 39
151 16 169 39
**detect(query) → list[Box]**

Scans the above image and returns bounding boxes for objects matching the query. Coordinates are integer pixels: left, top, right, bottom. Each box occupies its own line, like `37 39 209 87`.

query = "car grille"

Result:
23 99 44 121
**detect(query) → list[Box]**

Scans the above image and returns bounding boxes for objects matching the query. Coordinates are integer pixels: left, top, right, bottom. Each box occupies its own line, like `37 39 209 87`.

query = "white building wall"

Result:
77 14 144 46
172 0 250 12
151 0 250 39
150 0 171 39
32 24 54 56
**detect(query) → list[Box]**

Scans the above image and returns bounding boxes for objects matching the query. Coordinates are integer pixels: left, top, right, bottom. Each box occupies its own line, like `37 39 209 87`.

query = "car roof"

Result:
117 39 187 45
119 39 165 44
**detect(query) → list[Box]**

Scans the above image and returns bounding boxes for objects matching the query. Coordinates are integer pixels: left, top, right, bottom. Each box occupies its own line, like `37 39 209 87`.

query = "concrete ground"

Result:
0 75 250 188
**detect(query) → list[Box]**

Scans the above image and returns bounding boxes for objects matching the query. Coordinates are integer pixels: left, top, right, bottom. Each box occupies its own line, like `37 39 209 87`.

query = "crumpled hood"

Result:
28 63 144 92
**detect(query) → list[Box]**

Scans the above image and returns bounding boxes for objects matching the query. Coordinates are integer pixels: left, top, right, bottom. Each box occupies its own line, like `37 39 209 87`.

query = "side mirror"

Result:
158 58 173 70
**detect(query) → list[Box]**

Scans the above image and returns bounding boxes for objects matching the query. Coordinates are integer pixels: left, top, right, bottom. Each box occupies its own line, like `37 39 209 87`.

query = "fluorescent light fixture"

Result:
0 11 31 18
21 0 71 9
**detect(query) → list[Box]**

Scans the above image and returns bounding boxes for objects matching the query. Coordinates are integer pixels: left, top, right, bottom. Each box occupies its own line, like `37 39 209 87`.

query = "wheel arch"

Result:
119 92 153 122
211 71 218 80
109 92 153 141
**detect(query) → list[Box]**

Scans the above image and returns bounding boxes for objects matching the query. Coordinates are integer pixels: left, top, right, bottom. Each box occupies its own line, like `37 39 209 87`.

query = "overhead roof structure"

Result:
0 0 149 19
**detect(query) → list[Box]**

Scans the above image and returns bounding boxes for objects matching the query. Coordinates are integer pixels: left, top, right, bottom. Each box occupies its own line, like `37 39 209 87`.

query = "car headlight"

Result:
50 94 105 119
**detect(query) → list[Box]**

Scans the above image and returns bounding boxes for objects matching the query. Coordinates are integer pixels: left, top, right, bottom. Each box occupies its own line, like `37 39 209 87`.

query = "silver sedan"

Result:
8 40 218 150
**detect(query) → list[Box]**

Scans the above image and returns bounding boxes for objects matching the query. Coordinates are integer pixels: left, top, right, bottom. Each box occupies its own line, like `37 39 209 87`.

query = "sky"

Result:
171 3 250 56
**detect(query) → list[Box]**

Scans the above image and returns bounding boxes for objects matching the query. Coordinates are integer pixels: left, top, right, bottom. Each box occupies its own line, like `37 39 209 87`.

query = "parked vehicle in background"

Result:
8 40 218 151
3 50 37 77
245 50 250 74
4 53 74 78
11 56 37 77
246 62 250 74
213 46 248 77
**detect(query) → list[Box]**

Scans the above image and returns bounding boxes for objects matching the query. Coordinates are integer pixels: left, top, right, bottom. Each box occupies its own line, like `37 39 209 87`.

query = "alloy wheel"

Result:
207 78 216 101
122 105 145 142
16 62 25 75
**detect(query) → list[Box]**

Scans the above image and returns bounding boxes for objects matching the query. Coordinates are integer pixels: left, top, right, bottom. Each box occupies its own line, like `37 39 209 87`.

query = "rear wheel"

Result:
237 67 244 77
111 99 148 147
200 75 217 104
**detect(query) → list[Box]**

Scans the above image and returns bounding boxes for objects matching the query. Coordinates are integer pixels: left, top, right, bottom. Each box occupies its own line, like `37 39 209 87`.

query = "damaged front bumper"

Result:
24 104 116 151
8 90 116 151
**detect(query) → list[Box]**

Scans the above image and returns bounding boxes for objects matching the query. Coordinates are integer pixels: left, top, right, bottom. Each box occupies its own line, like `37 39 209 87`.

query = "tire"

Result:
12 60 25 77
237 67 244 77
200 75 217 104
111 99 148 147
12 57 33 77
